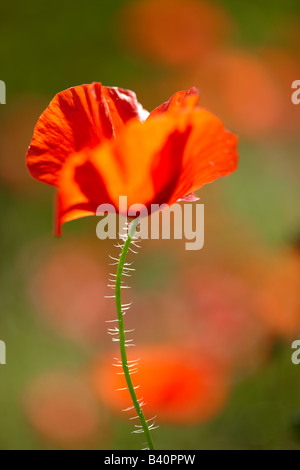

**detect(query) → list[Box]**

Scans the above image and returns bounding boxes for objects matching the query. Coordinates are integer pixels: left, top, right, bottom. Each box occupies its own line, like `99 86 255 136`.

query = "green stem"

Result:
115 218 155 450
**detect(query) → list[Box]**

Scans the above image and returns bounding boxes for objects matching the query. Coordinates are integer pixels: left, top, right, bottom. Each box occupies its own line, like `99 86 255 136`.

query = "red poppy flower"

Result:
119 0 232 67
23 371 107 449
26 83 238 234
256 248 300 339
93 345 231 425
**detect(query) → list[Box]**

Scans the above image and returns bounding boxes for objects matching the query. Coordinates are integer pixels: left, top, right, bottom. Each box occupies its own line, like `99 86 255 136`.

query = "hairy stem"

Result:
115 218 155 450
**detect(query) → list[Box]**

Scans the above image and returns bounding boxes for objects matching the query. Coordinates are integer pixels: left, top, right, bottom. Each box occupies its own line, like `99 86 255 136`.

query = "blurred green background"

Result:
0 0 300 450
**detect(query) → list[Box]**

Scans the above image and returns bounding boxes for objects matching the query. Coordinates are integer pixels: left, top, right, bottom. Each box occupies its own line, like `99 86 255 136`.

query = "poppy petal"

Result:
57 108 238 232
57 115 181 231
178 192 200 202
149 87 200 118
26 83 145 186
165 108 239 206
